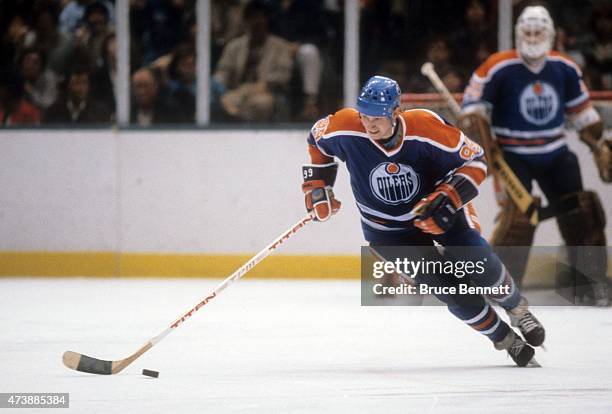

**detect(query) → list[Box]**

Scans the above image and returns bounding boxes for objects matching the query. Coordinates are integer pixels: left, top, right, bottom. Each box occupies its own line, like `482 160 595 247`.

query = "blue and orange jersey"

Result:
307 108 487 236
462 50 590 156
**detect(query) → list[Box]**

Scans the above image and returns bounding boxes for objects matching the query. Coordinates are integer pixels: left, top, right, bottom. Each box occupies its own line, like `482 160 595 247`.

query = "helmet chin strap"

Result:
385 109 399 136
389 119 397 134
378 117 401 149
382 118 398 138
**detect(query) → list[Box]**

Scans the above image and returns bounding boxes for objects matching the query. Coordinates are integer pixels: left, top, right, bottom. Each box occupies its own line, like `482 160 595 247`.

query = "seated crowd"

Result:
0 0 609 126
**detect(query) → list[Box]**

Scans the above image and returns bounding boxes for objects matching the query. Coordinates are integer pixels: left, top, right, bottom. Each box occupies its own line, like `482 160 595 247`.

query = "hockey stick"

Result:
62 213 315 375
419 62 577 224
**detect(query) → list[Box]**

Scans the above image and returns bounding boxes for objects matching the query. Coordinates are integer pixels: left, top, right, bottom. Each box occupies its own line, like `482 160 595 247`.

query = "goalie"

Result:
302 75 546 367
460 5 611 306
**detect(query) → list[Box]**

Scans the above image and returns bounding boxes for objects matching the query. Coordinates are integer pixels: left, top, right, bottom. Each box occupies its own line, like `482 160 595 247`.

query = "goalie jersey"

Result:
462 50 590 156
307 108 487 240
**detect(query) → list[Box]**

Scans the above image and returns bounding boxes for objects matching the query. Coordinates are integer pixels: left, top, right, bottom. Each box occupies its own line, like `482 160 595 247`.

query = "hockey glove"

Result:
413 191 458 235
579 120 611 183
414 174 479 234
302 163 341 222
594 139 612 183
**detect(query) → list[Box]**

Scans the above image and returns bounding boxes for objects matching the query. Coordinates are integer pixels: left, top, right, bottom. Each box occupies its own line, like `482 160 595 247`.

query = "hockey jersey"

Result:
307 108 487 239
462 50 590 156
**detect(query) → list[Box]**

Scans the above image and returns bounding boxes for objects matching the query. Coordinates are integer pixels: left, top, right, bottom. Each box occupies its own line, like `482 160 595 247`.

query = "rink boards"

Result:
0 129 610 281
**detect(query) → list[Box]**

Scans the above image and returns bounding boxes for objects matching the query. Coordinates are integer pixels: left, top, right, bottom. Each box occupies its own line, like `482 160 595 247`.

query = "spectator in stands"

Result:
440 67 465 93
149 40 228 122
425 35 453 73
74 1 112 67
45 67 111 123
449 0 496 73
0 69 42 126
213 0 294 122
585 4 612 90
130 0 188 65
22 3 76 77
474 40 495 70
167 43 196 122
359 0 393 81
378 59 409 92
211 0 244 68
1 13 29 70
269 0 326 121
555 26 587 68
91 32 117 115
407 35 455 93
303 0 344 116
59 0 114 34
19 47 58 111
130 67 185 126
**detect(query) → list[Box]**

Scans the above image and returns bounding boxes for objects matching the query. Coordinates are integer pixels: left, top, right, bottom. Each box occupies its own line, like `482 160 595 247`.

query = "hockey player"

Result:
302 75 545 367
460 5 611 305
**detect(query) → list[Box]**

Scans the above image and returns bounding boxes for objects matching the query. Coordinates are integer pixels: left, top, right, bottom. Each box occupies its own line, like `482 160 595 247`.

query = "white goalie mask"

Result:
515 6 555 62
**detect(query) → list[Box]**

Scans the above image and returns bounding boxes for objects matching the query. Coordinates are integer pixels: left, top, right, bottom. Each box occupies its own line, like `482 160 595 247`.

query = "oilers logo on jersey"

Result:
306 108 487 240
462 50 591 156
519 81 559 126
369 162 420 205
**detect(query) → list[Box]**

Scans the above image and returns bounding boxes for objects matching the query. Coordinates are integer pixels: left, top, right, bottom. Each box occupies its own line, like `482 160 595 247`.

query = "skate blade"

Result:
527 358 541 367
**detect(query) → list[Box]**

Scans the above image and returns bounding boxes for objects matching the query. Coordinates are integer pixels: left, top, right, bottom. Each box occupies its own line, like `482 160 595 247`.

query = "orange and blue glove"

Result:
302 163 341 222
413 191 459 235
414 176 478 234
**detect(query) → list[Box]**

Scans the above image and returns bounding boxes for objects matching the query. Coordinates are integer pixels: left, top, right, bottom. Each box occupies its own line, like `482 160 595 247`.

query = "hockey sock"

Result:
484 262 521 310
449 302 511 343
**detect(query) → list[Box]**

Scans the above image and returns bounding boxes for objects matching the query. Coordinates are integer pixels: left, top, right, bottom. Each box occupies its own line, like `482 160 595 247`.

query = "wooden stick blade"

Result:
61 216 311 378
63 351 113 375
63 342 153 375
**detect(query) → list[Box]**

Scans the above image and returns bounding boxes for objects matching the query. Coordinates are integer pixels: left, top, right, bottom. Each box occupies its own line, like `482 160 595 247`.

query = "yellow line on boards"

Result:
3 252 609 286
0 252 361 279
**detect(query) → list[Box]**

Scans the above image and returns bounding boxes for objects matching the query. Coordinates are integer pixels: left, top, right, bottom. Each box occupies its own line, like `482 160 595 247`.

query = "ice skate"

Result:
494 329 537 367
507 297 545 347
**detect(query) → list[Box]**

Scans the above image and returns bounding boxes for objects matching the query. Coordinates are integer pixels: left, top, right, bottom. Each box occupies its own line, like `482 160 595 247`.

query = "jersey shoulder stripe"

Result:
474 50 520 80
311 108 365 142
547 51 583 75
401 109 463 151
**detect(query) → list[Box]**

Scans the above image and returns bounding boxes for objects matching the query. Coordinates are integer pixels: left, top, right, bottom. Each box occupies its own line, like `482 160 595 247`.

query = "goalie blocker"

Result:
578 120 612 183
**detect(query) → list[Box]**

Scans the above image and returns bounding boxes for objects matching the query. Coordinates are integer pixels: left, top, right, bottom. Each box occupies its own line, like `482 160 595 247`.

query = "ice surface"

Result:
1 278 611 413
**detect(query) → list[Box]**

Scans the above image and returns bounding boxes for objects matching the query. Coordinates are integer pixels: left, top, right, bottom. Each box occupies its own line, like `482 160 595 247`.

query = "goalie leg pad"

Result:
490 200 537 246
556 191 608 304
556 191 606 246
490 200 537 287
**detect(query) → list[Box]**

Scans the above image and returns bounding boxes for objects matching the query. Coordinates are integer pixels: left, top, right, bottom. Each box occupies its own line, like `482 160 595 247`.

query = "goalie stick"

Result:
62 214 314 375
419 62 577 224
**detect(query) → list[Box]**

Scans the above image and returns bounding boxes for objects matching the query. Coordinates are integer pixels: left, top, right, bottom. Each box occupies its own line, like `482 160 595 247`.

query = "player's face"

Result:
359 114 394 141
520 28 547 46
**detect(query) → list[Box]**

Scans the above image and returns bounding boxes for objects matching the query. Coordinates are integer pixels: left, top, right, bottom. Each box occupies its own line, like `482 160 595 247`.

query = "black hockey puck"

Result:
142 369 159 378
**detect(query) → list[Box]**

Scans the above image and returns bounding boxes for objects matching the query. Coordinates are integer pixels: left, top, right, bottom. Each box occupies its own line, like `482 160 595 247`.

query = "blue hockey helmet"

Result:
356 76 401 119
